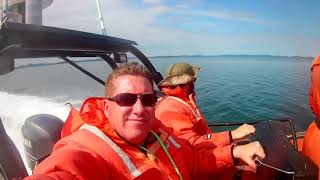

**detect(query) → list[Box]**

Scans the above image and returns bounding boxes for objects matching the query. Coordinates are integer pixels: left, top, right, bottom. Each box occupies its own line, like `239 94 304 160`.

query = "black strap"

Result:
315 118 320 129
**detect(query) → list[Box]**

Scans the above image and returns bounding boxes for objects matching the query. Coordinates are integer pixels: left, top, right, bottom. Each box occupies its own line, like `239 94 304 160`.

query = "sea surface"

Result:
0 55 315 128
0 55 315 172
152 56 315 131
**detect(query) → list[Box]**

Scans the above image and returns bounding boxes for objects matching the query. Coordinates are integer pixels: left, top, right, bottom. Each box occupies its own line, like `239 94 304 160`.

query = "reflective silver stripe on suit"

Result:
168 136 181 148
166 96 201 121
80 124 142 177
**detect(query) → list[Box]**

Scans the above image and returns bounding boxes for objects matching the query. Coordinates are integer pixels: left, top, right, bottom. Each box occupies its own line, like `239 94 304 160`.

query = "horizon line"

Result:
147 54 314 59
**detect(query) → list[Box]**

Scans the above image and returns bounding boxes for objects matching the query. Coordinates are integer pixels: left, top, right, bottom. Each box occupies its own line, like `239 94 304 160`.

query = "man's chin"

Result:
125 131 150 145
127 119 150 126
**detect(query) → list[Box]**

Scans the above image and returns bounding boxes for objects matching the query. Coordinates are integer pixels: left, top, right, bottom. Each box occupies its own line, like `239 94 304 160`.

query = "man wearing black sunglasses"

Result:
26 62 265 180
103 63 158 146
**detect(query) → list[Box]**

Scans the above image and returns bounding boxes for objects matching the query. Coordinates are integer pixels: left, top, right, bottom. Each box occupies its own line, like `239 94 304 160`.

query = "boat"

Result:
0 21 318 179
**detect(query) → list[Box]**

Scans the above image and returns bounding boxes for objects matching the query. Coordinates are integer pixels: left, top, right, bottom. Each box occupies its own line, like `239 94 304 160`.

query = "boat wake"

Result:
0 91 76 174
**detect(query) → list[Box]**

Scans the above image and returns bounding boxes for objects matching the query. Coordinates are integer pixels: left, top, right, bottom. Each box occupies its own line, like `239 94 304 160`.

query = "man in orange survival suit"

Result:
303 55 320 179
156 63 257 162
25 62 265 180
155 62 260 179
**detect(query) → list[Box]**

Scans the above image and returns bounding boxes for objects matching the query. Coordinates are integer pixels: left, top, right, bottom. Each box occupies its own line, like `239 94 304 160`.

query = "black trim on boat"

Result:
0 22 163 85
0 22 137 57
100 54 118 70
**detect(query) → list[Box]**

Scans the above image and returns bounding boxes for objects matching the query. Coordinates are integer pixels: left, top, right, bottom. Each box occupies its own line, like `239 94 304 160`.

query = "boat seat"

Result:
0 117 28 179
21 114 64 171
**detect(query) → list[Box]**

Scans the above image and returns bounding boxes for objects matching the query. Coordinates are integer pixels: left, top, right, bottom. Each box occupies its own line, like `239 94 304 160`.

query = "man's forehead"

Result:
113 74 154 93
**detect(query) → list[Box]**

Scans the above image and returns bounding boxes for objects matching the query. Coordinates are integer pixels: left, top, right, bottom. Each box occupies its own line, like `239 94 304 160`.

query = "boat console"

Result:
225 120 319 180
252 120 318 179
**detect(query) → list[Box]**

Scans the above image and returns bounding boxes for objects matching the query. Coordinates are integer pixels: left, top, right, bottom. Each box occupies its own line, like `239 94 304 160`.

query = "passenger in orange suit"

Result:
155 63 258 178
25 62 265 180
303 55 320 180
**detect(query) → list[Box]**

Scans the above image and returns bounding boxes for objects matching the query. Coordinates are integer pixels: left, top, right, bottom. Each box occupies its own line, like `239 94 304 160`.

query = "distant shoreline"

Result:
148 54 314 59
15 55 314 69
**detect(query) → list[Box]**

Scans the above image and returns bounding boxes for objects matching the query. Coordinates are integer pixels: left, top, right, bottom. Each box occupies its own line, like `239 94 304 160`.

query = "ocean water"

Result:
1 56 315 127
151 56 315 131
0 55 315 172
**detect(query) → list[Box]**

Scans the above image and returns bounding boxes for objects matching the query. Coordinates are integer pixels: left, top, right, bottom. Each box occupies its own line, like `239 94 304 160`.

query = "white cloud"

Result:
193 10 262 23
43 0 172 41
145 5 170 15
143 0 166 4
171 6 269 24
175 4 189 10
41 0 319 57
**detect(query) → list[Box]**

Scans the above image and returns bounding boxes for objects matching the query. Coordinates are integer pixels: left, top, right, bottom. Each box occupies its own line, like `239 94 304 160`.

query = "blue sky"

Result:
43 0 320 57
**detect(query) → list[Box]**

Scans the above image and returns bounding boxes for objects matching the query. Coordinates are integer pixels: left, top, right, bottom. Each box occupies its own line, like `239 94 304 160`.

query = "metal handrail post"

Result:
95 0 107 36
287 118 298 151
60 56 105 86
1 0 8 24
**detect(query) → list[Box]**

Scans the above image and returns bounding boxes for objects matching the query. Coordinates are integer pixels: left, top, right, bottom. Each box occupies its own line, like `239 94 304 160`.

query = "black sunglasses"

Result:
107 93 158 107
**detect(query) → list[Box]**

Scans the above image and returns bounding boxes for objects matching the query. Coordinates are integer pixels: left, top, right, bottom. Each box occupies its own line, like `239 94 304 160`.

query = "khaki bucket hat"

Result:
158 62 200 87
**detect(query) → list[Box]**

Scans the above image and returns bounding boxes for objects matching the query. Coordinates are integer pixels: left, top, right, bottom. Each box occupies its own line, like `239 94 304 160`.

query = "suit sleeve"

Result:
24 141 112 180
191 144 234 177
169 133 234 178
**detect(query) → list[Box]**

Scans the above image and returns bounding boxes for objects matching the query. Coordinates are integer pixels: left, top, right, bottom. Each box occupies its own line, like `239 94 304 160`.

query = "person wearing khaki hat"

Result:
156 62 264 178
158 63 200 102
158 63 200 87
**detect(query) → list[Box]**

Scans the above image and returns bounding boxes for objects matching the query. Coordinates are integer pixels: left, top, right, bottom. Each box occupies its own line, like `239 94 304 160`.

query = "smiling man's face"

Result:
105 74 156 145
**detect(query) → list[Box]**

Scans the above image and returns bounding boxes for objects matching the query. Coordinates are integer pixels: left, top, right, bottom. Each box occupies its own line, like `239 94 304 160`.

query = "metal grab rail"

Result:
60 56 105 86
208 121 260 127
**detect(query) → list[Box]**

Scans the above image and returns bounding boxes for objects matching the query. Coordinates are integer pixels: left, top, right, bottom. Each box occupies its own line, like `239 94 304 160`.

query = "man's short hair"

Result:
105 62 154 97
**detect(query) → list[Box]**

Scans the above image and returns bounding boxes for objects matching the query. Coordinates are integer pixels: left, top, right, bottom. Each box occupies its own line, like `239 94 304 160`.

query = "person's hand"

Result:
231 124 255 140
232 141 266 170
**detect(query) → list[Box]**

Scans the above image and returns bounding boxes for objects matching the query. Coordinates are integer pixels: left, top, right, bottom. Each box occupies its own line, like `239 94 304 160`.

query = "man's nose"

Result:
132 98 144 114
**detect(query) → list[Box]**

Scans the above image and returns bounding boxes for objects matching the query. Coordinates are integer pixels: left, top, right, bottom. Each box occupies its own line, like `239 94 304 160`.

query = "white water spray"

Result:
0 91 80 174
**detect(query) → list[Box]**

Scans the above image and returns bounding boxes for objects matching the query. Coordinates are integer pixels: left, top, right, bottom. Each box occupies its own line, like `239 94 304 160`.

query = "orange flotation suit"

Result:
303 55 320 179
156 86 257 179
156 95 231 149
156 87 231 148
155 88 238 179
25 97 234 180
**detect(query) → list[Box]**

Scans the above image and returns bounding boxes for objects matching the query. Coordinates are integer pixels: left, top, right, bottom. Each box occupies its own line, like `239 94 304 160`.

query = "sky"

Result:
42 0 320 57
